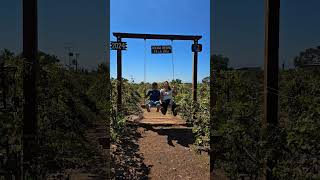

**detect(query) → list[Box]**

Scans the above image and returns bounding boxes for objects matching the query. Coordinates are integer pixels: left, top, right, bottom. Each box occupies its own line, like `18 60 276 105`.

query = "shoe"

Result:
146 105 151 112
173 109 177 116
160 107 166 115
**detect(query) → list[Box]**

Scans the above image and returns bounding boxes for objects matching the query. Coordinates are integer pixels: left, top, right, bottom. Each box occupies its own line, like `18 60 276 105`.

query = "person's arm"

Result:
145 90 150 98
159 90 164 103
172 86 177 96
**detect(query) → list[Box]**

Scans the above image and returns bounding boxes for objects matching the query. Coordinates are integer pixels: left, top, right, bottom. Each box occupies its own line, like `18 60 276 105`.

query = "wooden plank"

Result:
128 109 186 126
113 32 202 41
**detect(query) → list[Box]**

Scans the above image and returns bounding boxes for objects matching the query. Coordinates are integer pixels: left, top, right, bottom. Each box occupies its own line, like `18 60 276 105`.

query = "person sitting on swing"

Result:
160 81 178 116
145 82 161 112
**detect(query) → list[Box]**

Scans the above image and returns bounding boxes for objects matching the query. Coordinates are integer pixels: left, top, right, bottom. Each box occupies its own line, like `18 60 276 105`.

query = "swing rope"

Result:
144 39 147 83
171 40 175 82
143 39 147 105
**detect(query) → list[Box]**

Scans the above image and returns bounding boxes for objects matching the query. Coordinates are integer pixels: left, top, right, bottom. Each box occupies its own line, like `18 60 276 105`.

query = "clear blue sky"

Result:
213 0 320 69
110 0 210 83
0 0 107 71
1 0 320 77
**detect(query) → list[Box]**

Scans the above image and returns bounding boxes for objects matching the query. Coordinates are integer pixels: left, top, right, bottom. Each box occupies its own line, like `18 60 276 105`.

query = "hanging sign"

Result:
110 41 127 50
192 44 202 52
151 45 172 54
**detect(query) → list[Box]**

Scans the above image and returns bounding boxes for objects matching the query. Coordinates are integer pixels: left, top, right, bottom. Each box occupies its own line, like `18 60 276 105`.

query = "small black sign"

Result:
192 44 202 52
151 45 172 54
110 41 127 50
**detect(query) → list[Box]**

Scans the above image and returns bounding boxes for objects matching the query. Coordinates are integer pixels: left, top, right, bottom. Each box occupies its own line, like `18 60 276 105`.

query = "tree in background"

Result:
171 79 182 84
38 51 60 65
211 54 230 72
294 46 320 67
0 49 15 61
203 54 231 83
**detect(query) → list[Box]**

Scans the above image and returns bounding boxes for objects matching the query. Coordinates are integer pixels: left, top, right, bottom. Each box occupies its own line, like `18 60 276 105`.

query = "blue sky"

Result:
110 0 210 83
1 0 320 80
213 0 320 69
0 0 107 71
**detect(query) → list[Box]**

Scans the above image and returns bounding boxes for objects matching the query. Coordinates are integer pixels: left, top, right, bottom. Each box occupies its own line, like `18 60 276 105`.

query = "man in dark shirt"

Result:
145 82 161 112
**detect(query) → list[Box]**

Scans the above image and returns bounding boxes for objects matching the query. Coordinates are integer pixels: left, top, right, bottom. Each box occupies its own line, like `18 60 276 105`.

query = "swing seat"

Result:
141 99 161 109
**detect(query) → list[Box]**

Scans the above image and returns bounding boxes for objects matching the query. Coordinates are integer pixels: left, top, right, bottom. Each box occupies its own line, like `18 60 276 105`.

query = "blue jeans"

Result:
146 100 161 107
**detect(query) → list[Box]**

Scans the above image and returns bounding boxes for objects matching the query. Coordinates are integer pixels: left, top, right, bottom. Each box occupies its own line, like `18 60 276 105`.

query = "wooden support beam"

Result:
105 3 111 180
210 0 216 176
113 32 202 41
22 0 38 178
192 40 199 102
264 0 280 179
117 37 122 112
264 0 280 124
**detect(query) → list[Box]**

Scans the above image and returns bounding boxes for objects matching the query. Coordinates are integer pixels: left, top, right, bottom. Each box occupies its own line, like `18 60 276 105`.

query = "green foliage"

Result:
177 83 210 148
0 50 134 177
212 70 264 178
275 69 320 178
211 54 231 71
212 68 320 179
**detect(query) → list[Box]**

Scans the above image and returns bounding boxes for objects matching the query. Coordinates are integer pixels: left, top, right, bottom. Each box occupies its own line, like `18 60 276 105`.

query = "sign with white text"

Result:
151 45 172 54
110 41 127 50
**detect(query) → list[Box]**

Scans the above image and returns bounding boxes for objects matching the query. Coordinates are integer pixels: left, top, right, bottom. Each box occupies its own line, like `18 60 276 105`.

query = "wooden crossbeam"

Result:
113 32 202 41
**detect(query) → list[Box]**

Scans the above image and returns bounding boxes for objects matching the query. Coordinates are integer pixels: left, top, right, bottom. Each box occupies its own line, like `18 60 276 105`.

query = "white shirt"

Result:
160 89 173 101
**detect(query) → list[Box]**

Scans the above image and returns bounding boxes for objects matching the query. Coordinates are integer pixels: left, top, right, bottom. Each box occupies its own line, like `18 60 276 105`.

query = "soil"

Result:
112 109 210 180
48 109 210 180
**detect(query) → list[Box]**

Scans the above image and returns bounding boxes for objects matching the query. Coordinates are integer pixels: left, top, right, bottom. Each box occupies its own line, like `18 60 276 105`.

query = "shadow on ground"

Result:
111 125 151 179
146 126 195 147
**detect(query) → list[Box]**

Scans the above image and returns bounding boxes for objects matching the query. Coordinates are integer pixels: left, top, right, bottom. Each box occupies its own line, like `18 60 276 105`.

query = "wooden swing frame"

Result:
112 32 202 112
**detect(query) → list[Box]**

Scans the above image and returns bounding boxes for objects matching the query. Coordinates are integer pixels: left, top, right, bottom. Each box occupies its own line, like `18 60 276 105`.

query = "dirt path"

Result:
138 126 210 180
113 109 210 180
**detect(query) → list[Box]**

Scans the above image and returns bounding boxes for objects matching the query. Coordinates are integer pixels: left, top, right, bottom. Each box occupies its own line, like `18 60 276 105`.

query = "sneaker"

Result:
173 109 177 116
160 107 166 115
146 105 151 112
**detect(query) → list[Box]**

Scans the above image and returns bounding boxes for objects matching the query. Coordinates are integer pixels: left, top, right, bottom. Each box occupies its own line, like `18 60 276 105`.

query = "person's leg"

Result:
155 101 161 112
160 100 169 115
171 101 177 116
146 100 153 112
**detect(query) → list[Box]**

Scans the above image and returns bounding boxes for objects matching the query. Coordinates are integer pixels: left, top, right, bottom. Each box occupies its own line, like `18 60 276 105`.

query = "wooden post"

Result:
22 0 38 178
210 55 216 178
210 0 214 177
106 1 111 179
192 40 198 102
264 0 280 179
117 37 122 112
